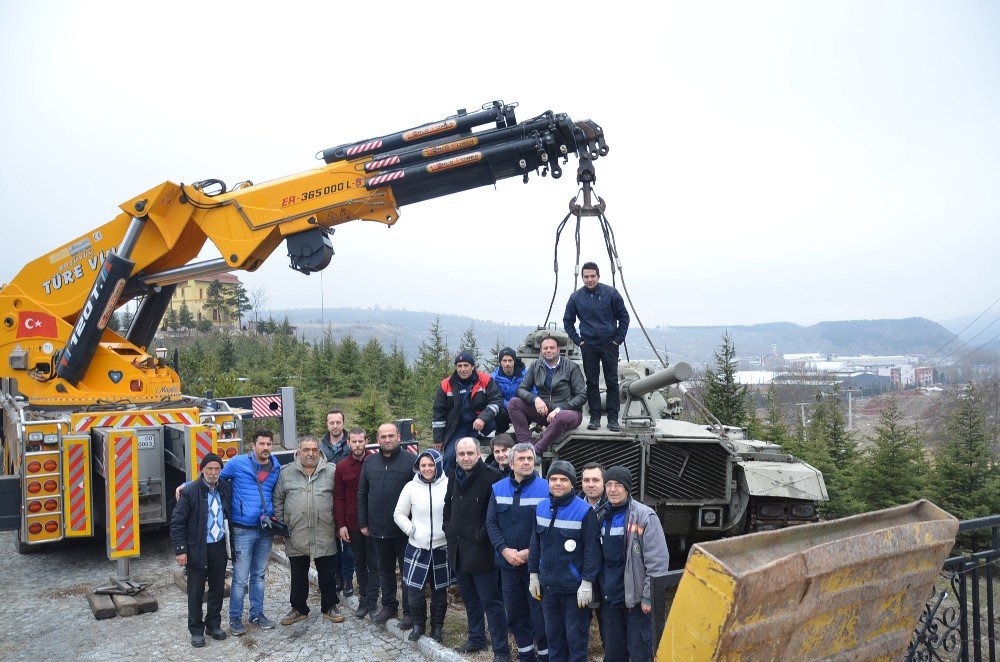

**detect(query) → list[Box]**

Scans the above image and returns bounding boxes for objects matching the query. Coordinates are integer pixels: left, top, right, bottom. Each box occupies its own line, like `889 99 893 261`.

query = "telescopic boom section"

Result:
0 101 608 405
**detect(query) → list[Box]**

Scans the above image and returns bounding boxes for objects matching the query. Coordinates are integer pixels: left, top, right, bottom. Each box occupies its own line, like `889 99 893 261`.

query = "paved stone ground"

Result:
0 530 426 662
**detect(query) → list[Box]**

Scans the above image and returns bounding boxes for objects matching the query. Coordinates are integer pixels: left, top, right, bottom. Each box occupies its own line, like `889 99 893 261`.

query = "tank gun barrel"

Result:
625 362 692 397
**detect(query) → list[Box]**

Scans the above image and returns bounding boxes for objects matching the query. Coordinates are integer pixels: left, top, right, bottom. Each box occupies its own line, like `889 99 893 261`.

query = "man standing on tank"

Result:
563 261 630 432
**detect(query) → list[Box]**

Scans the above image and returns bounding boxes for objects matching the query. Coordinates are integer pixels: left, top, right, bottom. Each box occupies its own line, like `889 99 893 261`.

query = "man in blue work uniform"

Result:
487 443 550 661
563 261 630 432
599 466 669 662
529 461 601 662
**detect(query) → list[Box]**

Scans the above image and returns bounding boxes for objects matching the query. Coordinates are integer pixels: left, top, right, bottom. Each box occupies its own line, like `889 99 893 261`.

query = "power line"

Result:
953 328 1000 366
929 314 1000 366
924 294 1000 363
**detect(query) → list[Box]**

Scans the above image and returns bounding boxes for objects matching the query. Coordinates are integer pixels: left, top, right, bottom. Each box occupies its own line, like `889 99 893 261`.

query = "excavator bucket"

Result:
658 500 959 661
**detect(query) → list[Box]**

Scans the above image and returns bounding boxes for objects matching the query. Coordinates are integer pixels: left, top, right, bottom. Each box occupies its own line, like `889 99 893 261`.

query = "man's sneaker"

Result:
398 612 414 630
607 420 621 432
207 627 227 641
371 606 397 624
323 606 345 623
355 603 373 619
249 614 276 630
191 634 205 648
280 608 307 626
230 620 247 636
343 585 355 598
587 419 601 430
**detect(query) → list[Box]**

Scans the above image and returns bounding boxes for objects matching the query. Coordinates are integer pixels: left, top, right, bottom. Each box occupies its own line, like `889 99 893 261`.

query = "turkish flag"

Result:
17 311 58 339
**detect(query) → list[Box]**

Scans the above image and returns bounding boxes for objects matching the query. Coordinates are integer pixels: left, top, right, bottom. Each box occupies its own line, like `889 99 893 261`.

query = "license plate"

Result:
137 434 156 450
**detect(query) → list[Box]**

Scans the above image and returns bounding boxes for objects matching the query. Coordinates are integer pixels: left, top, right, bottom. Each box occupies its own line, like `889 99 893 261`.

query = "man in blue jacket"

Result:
222 429 281 635
529 461 601 662
487 443 550 662
490 347 526 434
562 261 630 432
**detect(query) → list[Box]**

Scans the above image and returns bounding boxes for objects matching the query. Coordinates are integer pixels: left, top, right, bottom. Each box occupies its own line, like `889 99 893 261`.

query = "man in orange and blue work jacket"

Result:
432 351 504 474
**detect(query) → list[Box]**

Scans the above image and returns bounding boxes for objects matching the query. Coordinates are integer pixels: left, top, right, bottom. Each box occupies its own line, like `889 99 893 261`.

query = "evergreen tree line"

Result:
166 316 500 447
700 332 1000 546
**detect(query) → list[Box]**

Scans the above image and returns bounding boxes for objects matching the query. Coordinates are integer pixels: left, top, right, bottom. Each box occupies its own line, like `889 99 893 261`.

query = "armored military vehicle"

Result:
515 327 828 565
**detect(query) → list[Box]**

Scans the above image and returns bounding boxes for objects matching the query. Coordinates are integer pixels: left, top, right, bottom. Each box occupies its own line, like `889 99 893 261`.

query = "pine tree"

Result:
485 337 505 372
856 396 928 512
743 392 765 440
355 385 390 440
413 317 451 436
226 282 253 328
458 323 482 367
178 301 195 331
164 306 180 331
333 334 363 396
930 388 1000 521
762 389 790 445
702 332 748 426
386 342 415 418
204 280 229 324
360 338 389 388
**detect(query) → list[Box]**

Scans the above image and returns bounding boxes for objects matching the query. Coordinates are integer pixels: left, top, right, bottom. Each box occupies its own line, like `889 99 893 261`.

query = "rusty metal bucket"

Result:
658 500 959 661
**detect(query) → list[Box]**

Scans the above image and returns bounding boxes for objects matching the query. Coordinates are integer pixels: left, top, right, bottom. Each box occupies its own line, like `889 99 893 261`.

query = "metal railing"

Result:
907 514 1000 662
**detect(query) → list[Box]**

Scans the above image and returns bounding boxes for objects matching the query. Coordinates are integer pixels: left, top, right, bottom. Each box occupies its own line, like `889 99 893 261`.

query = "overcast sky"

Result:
2 1 997 329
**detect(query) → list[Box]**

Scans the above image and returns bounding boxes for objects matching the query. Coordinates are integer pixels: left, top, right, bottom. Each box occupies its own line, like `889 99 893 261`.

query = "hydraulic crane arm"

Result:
0 101 607 406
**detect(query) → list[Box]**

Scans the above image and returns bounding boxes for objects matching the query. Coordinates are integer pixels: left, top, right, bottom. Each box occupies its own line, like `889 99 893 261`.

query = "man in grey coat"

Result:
507 334 586 454
272 436 345 626
598 466 669 662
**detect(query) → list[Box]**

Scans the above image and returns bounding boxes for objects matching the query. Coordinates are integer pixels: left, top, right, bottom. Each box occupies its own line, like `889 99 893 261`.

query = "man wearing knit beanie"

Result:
171 451 232 648
598 466 669 662
432 351 504 474
528 460 600 661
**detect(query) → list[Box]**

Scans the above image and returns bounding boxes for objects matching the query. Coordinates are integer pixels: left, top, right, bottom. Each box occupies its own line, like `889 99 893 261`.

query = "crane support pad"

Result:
659 500 959 661
104 430 140 560
63 437 93 537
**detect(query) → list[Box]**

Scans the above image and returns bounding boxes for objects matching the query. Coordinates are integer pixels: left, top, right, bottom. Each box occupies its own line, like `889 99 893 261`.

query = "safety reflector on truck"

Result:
105 430 140 560
23 450 64 543
72 409 198 433
187 425 217 480
62 437 93 537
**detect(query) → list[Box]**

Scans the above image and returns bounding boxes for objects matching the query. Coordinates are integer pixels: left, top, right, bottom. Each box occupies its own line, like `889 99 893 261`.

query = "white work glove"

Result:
576 580 593 608
529 573 542 601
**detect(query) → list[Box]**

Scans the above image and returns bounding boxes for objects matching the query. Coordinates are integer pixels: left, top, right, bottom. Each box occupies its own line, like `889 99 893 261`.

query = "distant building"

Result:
914 366 934 386
163 274 241 329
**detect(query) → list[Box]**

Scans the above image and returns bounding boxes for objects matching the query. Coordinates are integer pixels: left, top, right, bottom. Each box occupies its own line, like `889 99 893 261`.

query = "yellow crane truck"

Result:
0 100 607 610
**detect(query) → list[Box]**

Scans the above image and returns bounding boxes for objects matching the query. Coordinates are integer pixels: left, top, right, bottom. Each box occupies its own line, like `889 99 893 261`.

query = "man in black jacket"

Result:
433 351 504 474
443 438 510 661
358 422 416 629
171 453 232 648
562 261 630 431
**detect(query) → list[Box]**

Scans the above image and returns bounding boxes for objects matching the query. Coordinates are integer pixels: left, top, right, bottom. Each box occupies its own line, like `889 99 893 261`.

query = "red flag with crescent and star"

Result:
17 311 58 338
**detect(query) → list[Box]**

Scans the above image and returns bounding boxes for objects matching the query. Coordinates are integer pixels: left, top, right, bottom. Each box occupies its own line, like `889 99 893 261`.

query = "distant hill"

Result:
261 307 957 367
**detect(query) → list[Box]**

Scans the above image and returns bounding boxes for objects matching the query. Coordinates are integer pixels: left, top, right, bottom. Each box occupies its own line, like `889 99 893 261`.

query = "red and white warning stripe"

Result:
365 155 401 172
67 444 87 534
366 170 405 188
346 139 384 156
252 395 282 419
113 436 137 554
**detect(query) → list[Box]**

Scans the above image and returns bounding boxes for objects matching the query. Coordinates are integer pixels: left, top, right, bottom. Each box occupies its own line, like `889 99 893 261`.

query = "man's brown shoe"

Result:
280 608 307 625
323 606 345 623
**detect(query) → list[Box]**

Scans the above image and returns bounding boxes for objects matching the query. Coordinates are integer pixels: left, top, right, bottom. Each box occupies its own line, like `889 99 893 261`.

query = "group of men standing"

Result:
169 260 665 660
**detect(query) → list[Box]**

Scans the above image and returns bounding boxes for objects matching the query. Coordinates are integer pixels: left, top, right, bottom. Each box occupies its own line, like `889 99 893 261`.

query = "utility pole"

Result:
796 402 810 441
841 387 862 430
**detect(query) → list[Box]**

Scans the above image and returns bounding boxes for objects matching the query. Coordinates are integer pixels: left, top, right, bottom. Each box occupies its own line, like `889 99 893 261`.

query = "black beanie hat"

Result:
200 452 223 470
604 465 633 493
547 460 577 483
498 347 517 361
454 351 476 366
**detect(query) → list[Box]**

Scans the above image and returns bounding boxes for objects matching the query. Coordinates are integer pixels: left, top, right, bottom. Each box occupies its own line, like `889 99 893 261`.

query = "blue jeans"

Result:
457 569 510 655
230 526 273 622
332 538 355 585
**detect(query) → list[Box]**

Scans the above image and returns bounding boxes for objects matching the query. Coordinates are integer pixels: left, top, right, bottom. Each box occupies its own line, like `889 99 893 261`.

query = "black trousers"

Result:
372 536 410 616
582 343 620 421
289 554 339 614
494 408 512 435
349 529 379 609
187 540 228 636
